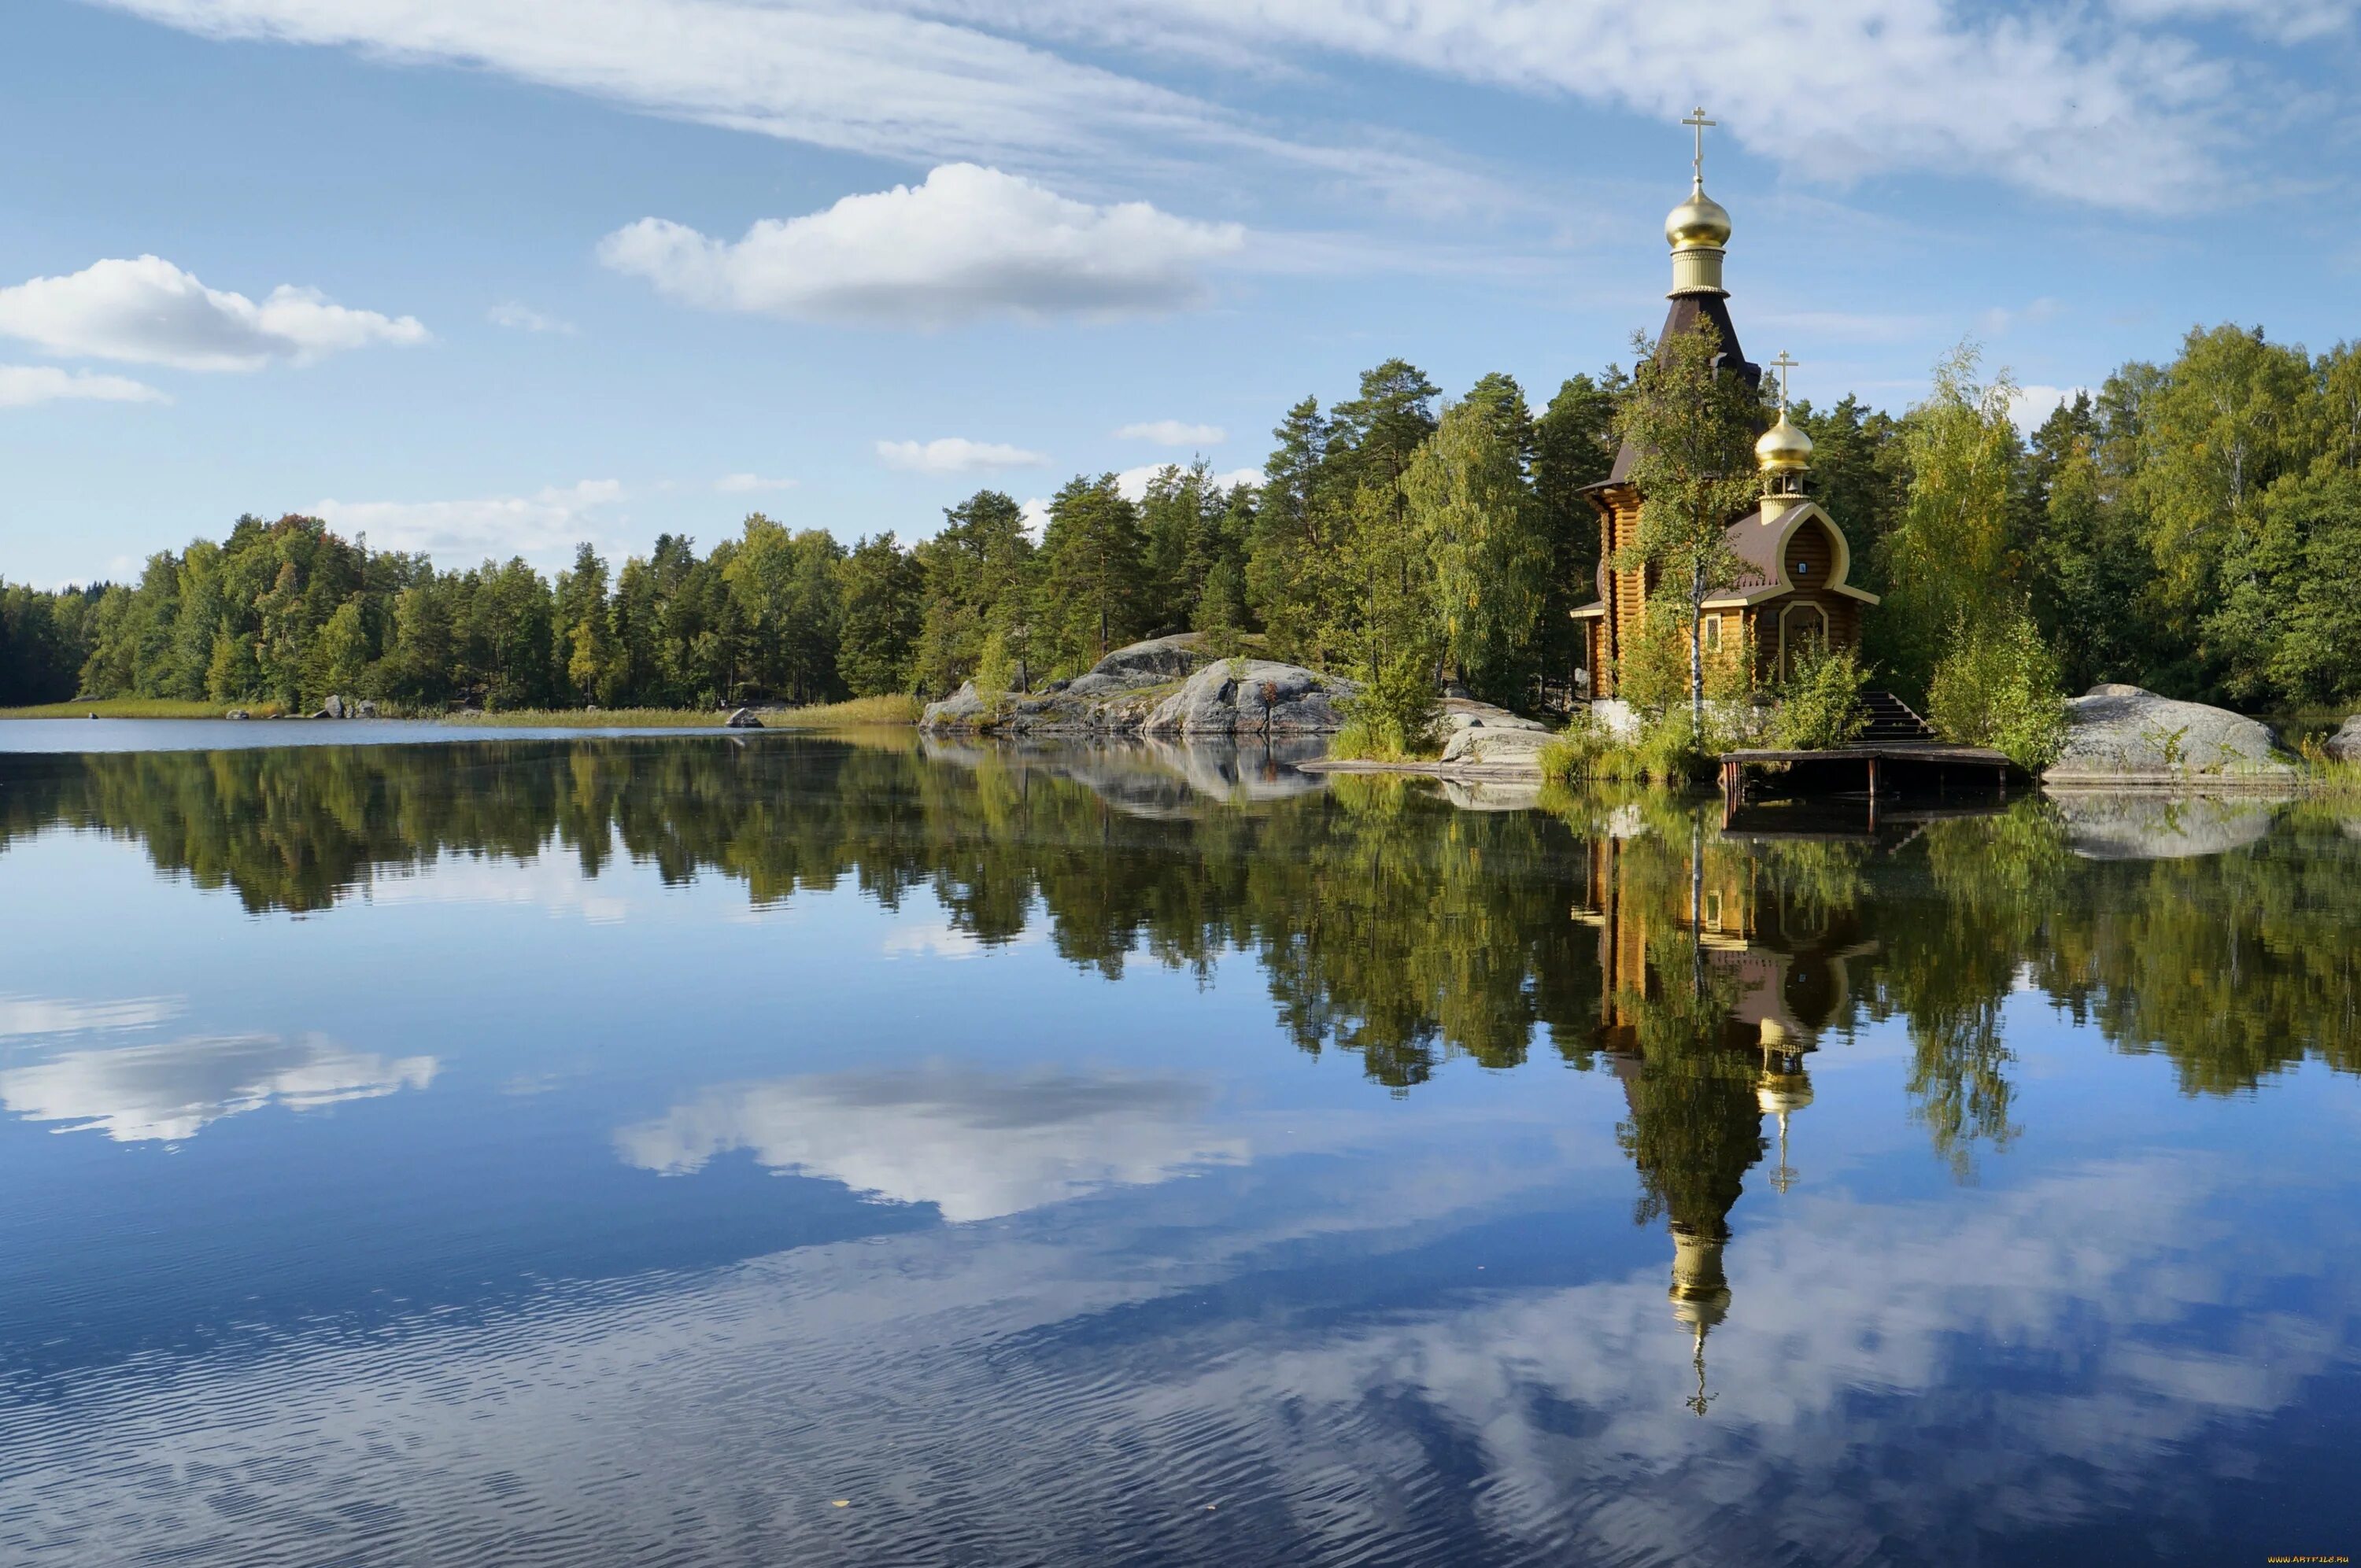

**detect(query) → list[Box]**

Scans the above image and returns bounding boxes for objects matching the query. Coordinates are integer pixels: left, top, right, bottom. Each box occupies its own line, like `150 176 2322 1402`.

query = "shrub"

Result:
1927 611 2068 770
1539 707 1718 788
974 629 1016 719
1332 650 1443 761
1769 647 1871 751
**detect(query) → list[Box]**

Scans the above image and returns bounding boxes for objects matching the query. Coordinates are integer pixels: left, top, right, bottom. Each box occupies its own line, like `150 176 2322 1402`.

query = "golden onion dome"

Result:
1756 410 1813 472
1665 182 1733 249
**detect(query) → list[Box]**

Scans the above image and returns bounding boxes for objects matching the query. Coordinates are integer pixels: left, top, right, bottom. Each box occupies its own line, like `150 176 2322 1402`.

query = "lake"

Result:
1 727 2355 1566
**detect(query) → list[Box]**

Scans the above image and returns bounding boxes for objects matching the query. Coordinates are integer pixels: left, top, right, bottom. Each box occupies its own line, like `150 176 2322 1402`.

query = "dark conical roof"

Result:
1605 293 1764 486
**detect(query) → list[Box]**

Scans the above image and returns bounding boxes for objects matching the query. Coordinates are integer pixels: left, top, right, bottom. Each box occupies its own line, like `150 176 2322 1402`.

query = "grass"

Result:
0 697 286 719
1325 716 1444 764
0 694 922 727
435 695 922 729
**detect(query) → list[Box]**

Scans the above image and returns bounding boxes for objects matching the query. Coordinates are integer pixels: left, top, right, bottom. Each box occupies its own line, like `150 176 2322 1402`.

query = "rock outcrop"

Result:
2324 714 2361 762
1438 725 1557 769
1140 659 1356 736
724 707 764 729
920 636 1356 737
2044 684 2296 785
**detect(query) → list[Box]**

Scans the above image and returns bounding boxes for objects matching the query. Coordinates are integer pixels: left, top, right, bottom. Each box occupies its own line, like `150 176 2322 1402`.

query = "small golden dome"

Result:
1756 410 1812 472
1665 182 1733 250
1756 1073 1815 1116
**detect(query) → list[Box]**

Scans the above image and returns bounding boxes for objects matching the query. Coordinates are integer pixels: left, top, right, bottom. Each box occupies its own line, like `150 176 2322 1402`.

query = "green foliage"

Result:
1408 375 1550 703
1536 707 1716 787
1614 323 1762 737
1333 647 1442 761
836 533 926 696
1927 611 2069 770
1034 473 1147 674
21 326 2361 731
1531 369 1624 694
973 628 1016 718
1875 342 2023 702
1768 646 1871 751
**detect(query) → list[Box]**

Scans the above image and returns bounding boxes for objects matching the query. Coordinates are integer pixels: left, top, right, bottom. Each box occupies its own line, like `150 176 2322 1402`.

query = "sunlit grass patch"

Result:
0 698 286 720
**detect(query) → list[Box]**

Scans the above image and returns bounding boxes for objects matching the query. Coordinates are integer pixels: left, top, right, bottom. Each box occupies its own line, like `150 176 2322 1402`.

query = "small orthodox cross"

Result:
1768 350 1798 413
1683 105 1716 183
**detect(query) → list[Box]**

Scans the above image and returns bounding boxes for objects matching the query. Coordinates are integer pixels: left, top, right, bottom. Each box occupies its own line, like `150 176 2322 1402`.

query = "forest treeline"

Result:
4 322 2359 714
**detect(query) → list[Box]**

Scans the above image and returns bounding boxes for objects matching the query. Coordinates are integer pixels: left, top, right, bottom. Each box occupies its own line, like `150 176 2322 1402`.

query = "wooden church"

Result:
1572 113 1879 699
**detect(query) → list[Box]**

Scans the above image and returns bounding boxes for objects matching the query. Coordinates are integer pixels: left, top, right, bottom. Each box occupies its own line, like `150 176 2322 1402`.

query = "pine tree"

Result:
1036 473 1147 670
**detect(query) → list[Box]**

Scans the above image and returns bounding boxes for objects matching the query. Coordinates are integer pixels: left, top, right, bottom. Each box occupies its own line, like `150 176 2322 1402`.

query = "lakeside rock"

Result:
724 707 763 729
2324 714 2361 762
2043 684 2296 785
1141 659 1356 736
920 636 1358 737
1434 696 1555 771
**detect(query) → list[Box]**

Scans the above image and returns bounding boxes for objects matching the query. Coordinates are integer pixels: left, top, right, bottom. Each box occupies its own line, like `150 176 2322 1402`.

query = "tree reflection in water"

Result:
4 736 2358 1415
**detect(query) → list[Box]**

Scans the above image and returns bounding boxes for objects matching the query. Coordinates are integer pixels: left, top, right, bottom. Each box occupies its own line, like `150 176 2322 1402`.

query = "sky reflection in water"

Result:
0 732 2355 1566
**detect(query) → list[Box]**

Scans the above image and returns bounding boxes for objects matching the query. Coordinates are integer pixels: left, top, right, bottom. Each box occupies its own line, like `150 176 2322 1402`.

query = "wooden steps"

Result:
1859 689 1935 743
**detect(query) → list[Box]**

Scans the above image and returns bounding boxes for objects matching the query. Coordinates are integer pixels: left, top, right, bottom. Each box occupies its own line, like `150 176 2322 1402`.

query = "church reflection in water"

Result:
1572 830 1876 1415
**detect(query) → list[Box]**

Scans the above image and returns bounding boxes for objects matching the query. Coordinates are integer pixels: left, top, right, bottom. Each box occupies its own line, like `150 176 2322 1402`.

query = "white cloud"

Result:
488 301 576 334
715 472 796 494
1018 496 1052 540
877 437 1049 474
1114 419 1225 445
2008 383 2090 433
312 478 624 563
600 163 1244 327
0 256 426 371
94 0 2295 212
1112 463 1261 501
0 1032 436 1142
0 363 168 408
615 1064 1248 1221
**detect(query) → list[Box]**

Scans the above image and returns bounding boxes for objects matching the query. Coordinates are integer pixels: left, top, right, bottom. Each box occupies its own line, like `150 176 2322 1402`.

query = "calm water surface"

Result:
0 729 2355 1566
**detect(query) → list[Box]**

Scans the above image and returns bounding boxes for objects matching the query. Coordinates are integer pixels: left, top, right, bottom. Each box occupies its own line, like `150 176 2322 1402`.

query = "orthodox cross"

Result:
1683 105 1716 184
1768 350 1798 414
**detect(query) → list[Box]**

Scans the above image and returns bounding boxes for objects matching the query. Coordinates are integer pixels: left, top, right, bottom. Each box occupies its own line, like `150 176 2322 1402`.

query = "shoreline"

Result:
0 697 921 729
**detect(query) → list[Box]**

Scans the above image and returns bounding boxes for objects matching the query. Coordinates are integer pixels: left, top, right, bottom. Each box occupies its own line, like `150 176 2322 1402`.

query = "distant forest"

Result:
3 322 2357 715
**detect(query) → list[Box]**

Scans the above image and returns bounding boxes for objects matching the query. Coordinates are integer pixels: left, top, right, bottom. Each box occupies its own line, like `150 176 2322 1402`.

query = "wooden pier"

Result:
1717 742 2016 828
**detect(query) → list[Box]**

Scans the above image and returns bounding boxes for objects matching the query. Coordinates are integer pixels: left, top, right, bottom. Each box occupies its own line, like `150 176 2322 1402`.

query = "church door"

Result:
1779 602 1829 681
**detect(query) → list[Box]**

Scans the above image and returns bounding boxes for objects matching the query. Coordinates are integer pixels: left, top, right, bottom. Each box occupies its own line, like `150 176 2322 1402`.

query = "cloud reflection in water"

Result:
618 1064 1251 1221
0 1033 437 1142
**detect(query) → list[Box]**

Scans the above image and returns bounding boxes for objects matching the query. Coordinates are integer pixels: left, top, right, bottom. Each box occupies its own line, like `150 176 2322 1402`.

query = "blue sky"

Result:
1 0 2352 586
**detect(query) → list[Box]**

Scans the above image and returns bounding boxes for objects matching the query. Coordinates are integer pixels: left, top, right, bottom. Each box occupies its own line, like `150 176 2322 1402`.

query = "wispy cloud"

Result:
0 363 168 408
1114 419 1224 445
91 0 2288 212
312 478 624 563
0 255 425 371
488 301 576 334
715 472 796 494
877 437 1048 474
